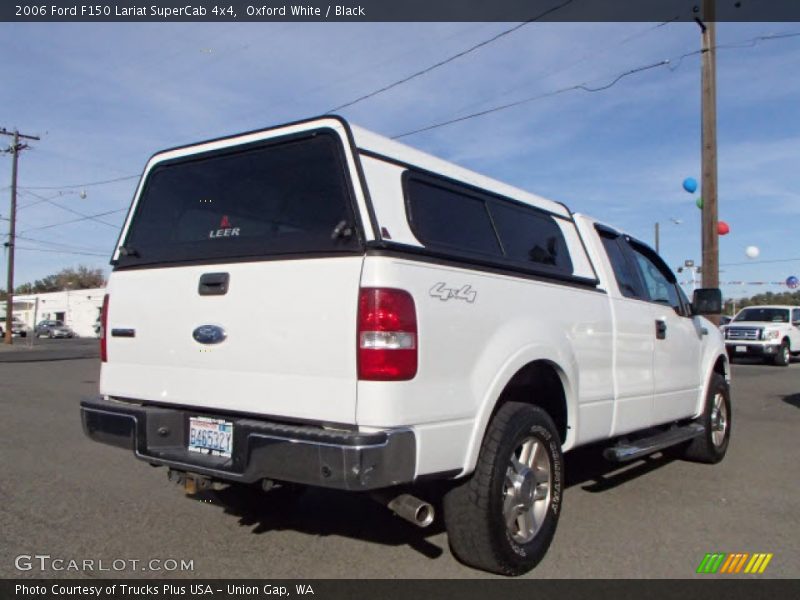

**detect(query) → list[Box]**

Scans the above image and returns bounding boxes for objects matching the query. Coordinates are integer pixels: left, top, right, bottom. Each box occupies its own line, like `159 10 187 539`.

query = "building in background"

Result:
10 288 105 337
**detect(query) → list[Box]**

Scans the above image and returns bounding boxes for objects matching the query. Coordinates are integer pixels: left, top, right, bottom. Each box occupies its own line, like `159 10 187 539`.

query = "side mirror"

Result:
691 288 722 315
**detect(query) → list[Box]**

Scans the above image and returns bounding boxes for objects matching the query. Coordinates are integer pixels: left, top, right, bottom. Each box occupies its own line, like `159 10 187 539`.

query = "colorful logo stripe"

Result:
697 553 773 574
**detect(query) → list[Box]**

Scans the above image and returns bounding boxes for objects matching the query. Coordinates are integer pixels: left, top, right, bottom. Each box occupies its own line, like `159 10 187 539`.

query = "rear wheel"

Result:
683 373 731 463
773 340 790 367
443 402 563 575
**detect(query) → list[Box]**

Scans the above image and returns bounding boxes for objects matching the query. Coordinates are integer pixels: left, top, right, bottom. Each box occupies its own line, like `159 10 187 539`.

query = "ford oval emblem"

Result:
193 325 227 345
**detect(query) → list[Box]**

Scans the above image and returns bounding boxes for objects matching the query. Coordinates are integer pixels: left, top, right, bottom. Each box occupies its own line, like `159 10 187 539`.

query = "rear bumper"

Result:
725 342 780 357
80 396 416 491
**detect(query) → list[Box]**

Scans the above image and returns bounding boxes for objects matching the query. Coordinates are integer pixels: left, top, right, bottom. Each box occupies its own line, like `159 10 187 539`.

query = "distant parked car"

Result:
35 320 75 339
721 305 800 366
10 317 29 337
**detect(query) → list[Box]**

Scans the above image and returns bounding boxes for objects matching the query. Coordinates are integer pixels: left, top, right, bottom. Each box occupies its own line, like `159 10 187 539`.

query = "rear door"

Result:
101 121 370 425
597 230 655 435
625 241 702 424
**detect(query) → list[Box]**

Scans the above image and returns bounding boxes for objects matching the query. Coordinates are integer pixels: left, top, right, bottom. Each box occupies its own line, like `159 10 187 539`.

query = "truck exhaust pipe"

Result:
373 492 435 528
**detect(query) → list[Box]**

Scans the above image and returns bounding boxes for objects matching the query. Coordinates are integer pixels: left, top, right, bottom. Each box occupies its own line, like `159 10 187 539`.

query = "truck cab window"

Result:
599 233 644 299
629 246 681 312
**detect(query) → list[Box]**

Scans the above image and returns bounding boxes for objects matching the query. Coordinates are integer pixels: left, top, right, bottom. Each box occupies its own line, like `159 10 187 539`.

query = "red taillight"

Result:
100 294 109 363
357 288 417 381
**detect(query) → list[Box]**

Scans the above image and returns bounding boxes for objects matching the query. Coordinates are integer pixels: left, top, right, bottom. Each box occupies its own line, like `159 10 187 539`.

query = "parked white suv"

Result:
80 116 730 575
722 305 800 366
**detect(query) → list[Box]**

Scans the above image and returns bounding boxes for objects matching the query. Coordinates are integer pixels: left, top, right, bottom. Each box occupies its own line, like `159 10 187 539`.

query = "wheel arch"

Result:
695 352 730 417
461 348 577 476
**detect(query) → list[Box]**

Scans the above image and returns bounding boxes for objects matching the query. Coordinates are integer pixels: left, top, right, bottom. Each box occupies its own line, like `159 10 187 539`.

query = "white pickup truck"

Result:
81 116 730 575
722 305 800 366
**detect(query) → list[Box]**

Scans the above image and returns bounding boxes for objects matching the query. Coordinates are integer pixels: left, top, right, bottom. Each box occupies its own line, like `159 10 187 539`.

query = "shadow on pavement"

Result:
178 440 678 559
188 484 447 560
783 394 800 409
564 444 678 493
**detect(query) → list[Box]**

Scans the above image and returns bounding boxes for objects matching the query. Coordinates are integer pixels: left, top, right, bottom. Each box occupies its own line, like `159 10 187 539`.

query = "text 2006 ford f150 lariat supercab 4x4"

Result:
80 116 730 575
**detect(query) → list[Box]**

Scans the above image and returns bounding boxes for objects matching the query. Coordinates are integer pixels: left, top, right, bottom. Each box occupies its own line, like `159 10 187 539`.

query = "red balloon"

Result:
718 221 730 235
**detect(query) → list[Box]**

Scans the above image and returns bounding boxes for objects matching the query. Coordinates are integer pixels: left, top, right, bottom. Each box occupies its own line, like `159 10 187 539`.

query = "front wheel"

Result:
443 402 563 576
683 373 731 463
773 341 790 367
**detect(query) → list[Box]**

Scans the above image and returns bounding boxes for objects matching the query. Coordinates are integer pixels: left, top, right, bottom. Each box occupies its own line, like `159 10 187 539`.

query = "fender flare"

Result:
460 344 578 476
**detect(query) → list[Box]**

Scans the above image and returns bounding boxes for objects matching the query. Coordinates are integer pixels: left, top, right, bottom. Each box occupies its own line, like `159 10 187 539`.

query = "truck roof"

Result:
738 305 798 310
146 116 571 220
349 123 571 218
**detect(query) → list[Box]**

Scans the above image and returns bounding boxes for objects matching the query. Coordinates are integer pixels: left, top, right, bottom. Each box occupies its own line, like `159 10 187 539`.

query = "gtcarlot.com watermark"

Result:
15 554 194 573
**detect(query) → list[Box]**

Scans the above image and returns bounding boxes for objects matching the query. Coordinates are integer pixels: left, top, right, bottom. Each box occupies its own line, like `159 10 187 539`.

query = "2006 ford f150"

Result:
81 116 730 575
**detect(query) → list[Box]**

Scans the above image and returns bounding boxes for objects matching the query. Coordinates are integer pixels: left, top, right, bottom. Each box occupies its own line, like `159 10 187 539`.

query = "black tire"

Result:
773 340 790 367
443 402 563 576
683 373 731 464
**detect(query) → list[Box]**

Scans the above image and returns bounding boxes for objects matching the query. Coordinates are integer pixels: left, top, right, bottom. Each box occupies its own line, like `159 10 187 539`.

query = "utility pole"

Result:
698 0 719 320
1 127 40 344
654 222 660 253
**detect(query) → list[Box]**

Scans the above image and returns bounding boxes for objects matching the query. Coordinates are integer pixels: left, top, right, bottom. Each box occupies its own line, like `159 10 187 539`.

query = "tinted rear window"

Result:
406 178 501 257
117 132 360 267
489 202 572 272
405 174 573 274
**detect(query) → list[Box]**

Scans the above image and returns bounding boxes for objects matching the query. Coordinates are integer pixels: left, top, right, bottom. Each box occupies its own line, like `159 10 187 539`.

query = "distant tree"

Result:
14 282 34 294
725 290 800 314
13 266 106 294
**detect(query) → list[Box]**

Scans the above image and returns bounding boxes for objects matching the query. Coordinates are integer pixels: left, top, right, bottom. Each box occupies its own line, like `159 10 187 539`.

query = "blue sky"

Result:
1 21 798 299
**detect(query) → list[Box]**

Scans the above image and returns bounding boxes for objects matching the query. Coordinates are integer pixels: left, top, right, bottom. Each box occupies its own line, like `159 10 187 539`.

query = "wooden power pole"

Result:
699 0 719 311
2 127 39 344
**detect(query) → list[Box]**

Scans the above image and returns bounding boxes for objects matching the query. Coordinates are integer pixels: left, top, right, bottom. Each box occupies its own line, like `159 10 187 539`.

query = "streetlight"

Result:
654 218 682 253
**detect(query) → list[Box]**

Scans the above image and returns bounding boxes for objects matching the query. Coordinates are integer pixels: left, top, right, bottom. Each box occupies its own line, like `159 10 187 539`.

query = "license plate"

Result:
188 417 233 457
736 345 747 353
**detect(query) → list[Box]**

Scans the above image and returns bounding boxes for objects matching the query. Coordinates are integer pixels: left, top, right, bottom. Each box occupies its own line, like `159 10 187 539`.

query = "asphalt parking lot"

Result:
0 340 797 579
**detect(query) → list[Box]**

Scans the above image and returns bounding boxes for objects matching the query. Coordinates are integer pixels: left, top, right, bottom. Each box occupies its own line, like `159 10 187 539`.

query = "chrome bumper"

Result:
80 396 416 491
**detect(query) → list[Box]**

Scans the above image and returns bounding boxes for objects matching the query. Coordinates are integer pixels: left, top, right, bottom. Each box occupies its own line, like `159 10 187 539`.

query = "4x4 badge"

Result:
430 282 477 303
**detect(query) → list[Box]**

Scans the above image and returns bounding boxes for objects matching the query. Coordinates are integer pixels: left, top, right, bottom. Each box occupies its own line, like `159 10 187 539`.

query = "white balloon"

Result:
745 246 760 259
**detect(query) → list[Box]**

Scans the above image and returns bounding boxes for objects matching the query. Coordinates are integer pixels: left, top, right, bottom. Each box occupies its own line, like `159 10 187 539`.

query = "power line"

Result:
721 257 800 267
18 208 127 234
392 29 800 139
435 19 678 122
19 174 139 191
326 0 574 114
17 189 117 228
13 234 109 254
392 60 668 139
14 245 108 257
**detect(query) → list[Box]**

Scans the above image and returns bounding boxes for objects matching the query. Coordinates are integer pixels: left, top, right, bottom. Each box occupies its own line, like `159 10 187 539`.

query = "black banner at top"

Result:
5 0 800 23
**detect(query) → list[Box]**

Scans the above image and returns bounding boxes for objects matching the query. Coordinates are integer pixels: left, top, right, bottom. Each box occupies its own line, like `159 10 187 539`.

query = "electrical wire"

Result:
325 0 574 113
393 60 669 139
13 246 108 257
13 234 110 254
438 19 678 121
18 208 127 234
17 190 118 228
721 257 800 267
392 29 800 139
19 174 139 191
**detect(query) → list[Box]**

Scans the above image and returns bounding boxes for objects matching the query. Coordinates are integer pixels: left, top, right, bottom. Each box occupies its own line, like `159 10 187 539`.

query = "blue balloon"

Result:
787 276 799 289
683 177 698 193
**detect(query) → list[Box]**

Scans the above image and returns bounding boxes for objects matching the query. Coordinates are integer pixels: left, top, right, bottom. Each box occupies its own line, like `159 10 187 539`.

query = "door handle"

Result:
655 319 667 340
198 272 229 296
